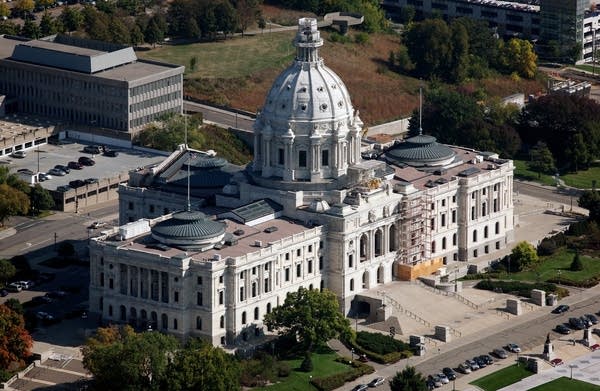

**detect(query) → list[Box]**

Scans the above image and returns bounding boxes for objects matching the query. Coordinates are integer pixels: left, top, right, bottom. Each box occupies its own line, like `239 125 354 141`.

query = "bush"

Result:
329 32 352 44
354 32 369 44
300 352 313 372
355 331 409 355
474 279 567 298
342 332 412 364
276 361 291 377
570 252 584 271
547 277 598 288
537 239 557 256
311 358 374 391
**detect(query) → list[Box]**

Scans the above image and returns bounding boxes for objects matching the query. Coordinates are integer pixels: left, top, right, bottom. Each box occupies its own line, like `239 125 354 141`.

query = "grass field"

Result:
560 163 600 189
496 247 600 283
514 159 556 186
139 32 296 79
470 364 534 391
528 377 600 390
255 352 351 391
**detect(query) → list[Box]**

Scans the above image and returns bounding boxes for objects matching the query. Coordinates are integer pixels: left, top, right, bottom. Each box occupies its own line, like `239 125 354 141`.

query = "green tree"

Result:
400 5 415 24
528 141 555 178
21 19 41 38
0 184 30 226
60 6 83 32
511 241 538 271
39 11 57 36
566 132 590 173
0 3 10 18
37 0 55 9
129 22 144 46
570 251 584 271
405 19 452 80
109 18 131 44
145 18 163 47
263 287 352 356
184 17 200 40
29 184 54 215
0 21 20 35
448 20 469 82
389 366 428 391
0 304 33 369
235 0 261 36
189 56 198 72
4 298 23 315
166 338 241 390
0 259 16 285
579 190 600 223
83 325 179 390
215 0 237 38
504 38 537 79
15 0 34 13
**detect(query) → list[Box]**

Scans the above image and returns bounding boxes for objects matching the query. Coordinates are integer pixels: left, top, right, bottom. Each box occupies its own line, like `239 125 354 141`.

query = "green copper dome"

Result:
151 211 226 249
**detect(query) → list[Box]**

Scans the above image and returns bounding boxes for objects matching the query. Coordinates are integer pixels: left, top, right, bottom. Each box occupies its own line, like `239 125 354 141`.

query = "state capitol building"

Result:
89 18 515 347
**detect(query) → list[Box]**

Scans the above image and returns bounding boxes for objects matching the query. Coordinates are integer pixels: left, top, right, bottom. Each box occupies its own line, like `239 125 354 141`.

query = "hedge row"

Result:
547 277 599 288
343 334 412 364
311 357 374 391
355 331 410 355
474 280 568 298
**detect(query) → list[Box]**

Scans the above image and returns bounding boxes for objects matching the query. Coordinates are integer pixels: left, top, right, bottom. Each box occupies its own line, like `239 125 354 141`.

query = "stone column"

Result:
253 133 261 171
282 129 295 181
311 135 321 181
262 133 272 177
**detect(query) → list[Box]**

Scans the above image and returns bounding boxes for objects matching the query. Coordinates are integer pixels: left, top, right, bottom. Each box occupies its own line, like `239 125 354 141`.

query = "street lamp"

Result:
569 364 575 380
351 348 355 361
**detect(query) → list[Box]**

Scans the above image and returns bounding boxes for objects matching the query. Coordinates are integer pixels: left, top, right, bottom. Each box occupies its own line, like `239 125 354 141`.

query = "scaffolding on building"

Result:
397 192 432 265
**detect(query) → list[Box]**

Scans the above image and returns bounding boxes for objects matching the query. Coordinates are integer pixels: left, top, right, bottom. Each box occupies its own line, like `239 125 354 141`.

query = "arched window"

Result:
362 272 368 288
242 311 247 325
377 265 384 284
266 303 272 314
442 237 447 250
389 224 397 251
130 307 137 320
431 241 436 253
495 221 500 234
473 230 478 242
173 318 178 330
252 282 257 297
350 278 354 291
196 316 202 330
374 229 383 257
360 234 368 261
161 314 168 330
453 233 457 246
484 226 489 238
220 315 225 328
254 307 259 320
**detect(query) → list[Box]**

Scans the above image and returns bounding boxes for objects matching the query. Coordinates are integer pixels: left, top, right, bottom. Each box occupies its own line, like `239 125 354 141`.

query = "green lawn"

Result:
470 364 534 391
560 163 600 189
137 32 295 79
513 160 556 186
498 247 600 283
257 352 351 391
574 64 600 74
529 377 600 391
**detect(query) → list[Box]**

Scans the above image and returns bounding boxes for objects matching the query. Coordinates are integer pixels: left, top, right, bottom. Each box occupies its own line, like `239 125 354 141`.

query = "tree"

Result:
166 338 241 391
579 190 600 223
257 16 266 33
60 6 83 32
145 18 163 47
0 304 32 370
83 325 179 390
404 19 452 80
184 17 200 40
37 0 55 9
0 21 20 35
4 299 23 315
14 0 34 14
504 38 537 79
448 20 469 83
129 23 144 46
0 259 16 285
389 366 428 391
29 184 54 215
189 56 198 72
0 3 10 18
400 5 415 24
570 251 584 271
0 184 30 226
109 18 131 44
39 11 57 36
510 241 538 271
528 141 555 178
234 0 261 36
263 287 352 355
21 19 41 39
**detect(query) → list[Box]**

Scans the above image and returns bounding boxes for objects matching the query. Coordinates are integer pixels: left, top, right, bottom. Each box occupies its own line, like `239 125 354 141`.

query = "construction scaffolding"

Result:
397 193 432 265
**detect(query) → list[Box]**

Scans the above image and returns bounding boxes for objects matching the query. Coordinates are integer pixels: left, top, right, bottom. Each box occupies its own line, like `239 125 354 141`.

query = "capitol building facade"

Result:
90 18 514 346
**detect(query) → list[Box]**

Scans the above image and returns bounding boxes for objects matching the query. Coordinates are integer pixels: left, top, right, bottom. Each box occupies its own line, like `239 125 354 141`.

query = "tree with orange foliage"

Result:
0 304 33 371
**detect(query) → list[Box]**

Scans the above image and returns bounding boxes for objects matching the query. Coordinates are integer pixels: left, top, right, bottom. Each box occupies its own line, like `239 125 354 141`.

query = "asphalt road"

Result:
413 291 600 378
514 181 581 206
184 100 255 131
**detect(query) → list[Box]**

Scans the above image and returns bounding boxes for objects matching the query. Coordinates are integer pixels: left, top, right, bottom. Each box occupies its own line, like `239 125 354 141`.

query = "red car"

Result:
68 161 83 169
590 344 600 351
550 358 563 366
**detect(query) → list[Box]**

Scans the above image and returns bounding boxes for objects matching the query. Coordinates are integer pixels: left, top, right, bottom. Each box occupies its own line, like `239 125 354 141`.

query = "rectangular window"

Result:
174 291 179 302
299 151 307 167
473 249 478 257
322 150 329 166
219 290 224 305
441 214 446 227
442 199 446 207
239 287 244 302
348 254 353 268
452 195 456 203
219 275 224 284
197 291 203 306
197 276 202 285
296 264 301 277
278 148 284 165
128 202 133 210
297 249 301 257
285 253 290 260
485 245 489 254
285 268 290 282
452 210 456 223
308 245 313 253
109 278 114 289
308 260 313 274
319 256 323 270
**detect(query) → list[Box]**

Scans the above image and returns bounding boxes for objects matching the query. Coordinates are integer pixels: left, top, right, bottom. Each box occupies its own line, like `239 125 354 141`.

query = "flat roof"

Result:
19 39 102 57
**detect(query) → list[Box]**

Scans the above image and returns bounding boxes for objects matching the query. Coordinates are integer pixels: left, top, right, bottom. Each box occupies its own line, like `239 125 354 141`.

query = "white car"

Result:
7 282 22 292
368 377 385 387
18 280 34 289
11 150 26 158
507 343 521 353
436 373 449 384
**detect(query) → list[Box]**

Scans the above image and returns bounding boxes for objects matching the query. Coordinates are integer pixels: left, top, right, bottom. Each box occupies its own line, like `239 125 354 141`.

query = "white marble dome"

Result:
252 18 363 188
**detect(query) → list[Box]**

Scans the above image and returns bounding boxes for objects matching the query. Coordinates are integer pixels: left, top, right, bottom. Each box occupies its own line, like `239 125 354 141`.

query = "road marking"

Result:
20 238 51 251
16 220 45 231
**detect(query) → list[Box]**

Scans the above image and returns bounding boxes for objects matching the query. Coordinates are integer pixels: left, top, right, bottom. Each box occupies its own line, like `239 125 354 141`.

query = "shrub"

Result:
329 32 352 44
311 358 374 391
355 331 409 355
474 280 567 298
276 361 291 377
570 252 584 271
354 32 369 44
537 239 557 256
300 352 313 372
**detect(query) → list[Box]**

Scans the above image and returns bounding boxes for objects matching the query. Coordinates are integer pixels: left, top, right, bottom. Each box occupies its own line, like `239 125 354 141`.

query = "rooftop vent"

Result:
233 229 245 236
264 226 278 233
254 240 263 248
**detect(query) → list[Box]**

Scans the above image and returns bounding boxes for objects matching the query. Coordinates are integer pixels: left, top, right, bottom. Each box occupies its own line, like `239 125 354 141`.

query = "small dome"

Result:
309 199 330 212
151 211 226 250
386 133 455 167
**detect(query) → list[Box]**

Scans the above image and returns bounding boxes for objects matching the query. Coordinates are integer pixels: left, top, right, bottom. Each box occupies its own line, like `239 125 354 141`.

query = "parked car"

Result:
103 149 119 157
493 348 508 359
55 164 70 174
552 304 570 314
479 354 494 365
11 150 26 158
78 156 95 166
580 316 593 328
427 375 442 388
84 178 99 184
88 221 106 229
45 290 67 299
83 145 101 154
38 173 52 181
7 282 22 292
31 296 53 305
457 363 472 374
584 314 599 325
351 384 369 391
466 359 479 371
569 317 585 330
48 168 66 176
555 324 571 335
69 179 86 188
367 377 385 387
550 358 564 366
474 356 486 368
442 367 457 380
68 161 83 170
18 280 34 289
358 354 368 362
507 343 521 353
56 185 72 192
0 289 8 297
436 373 449 384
